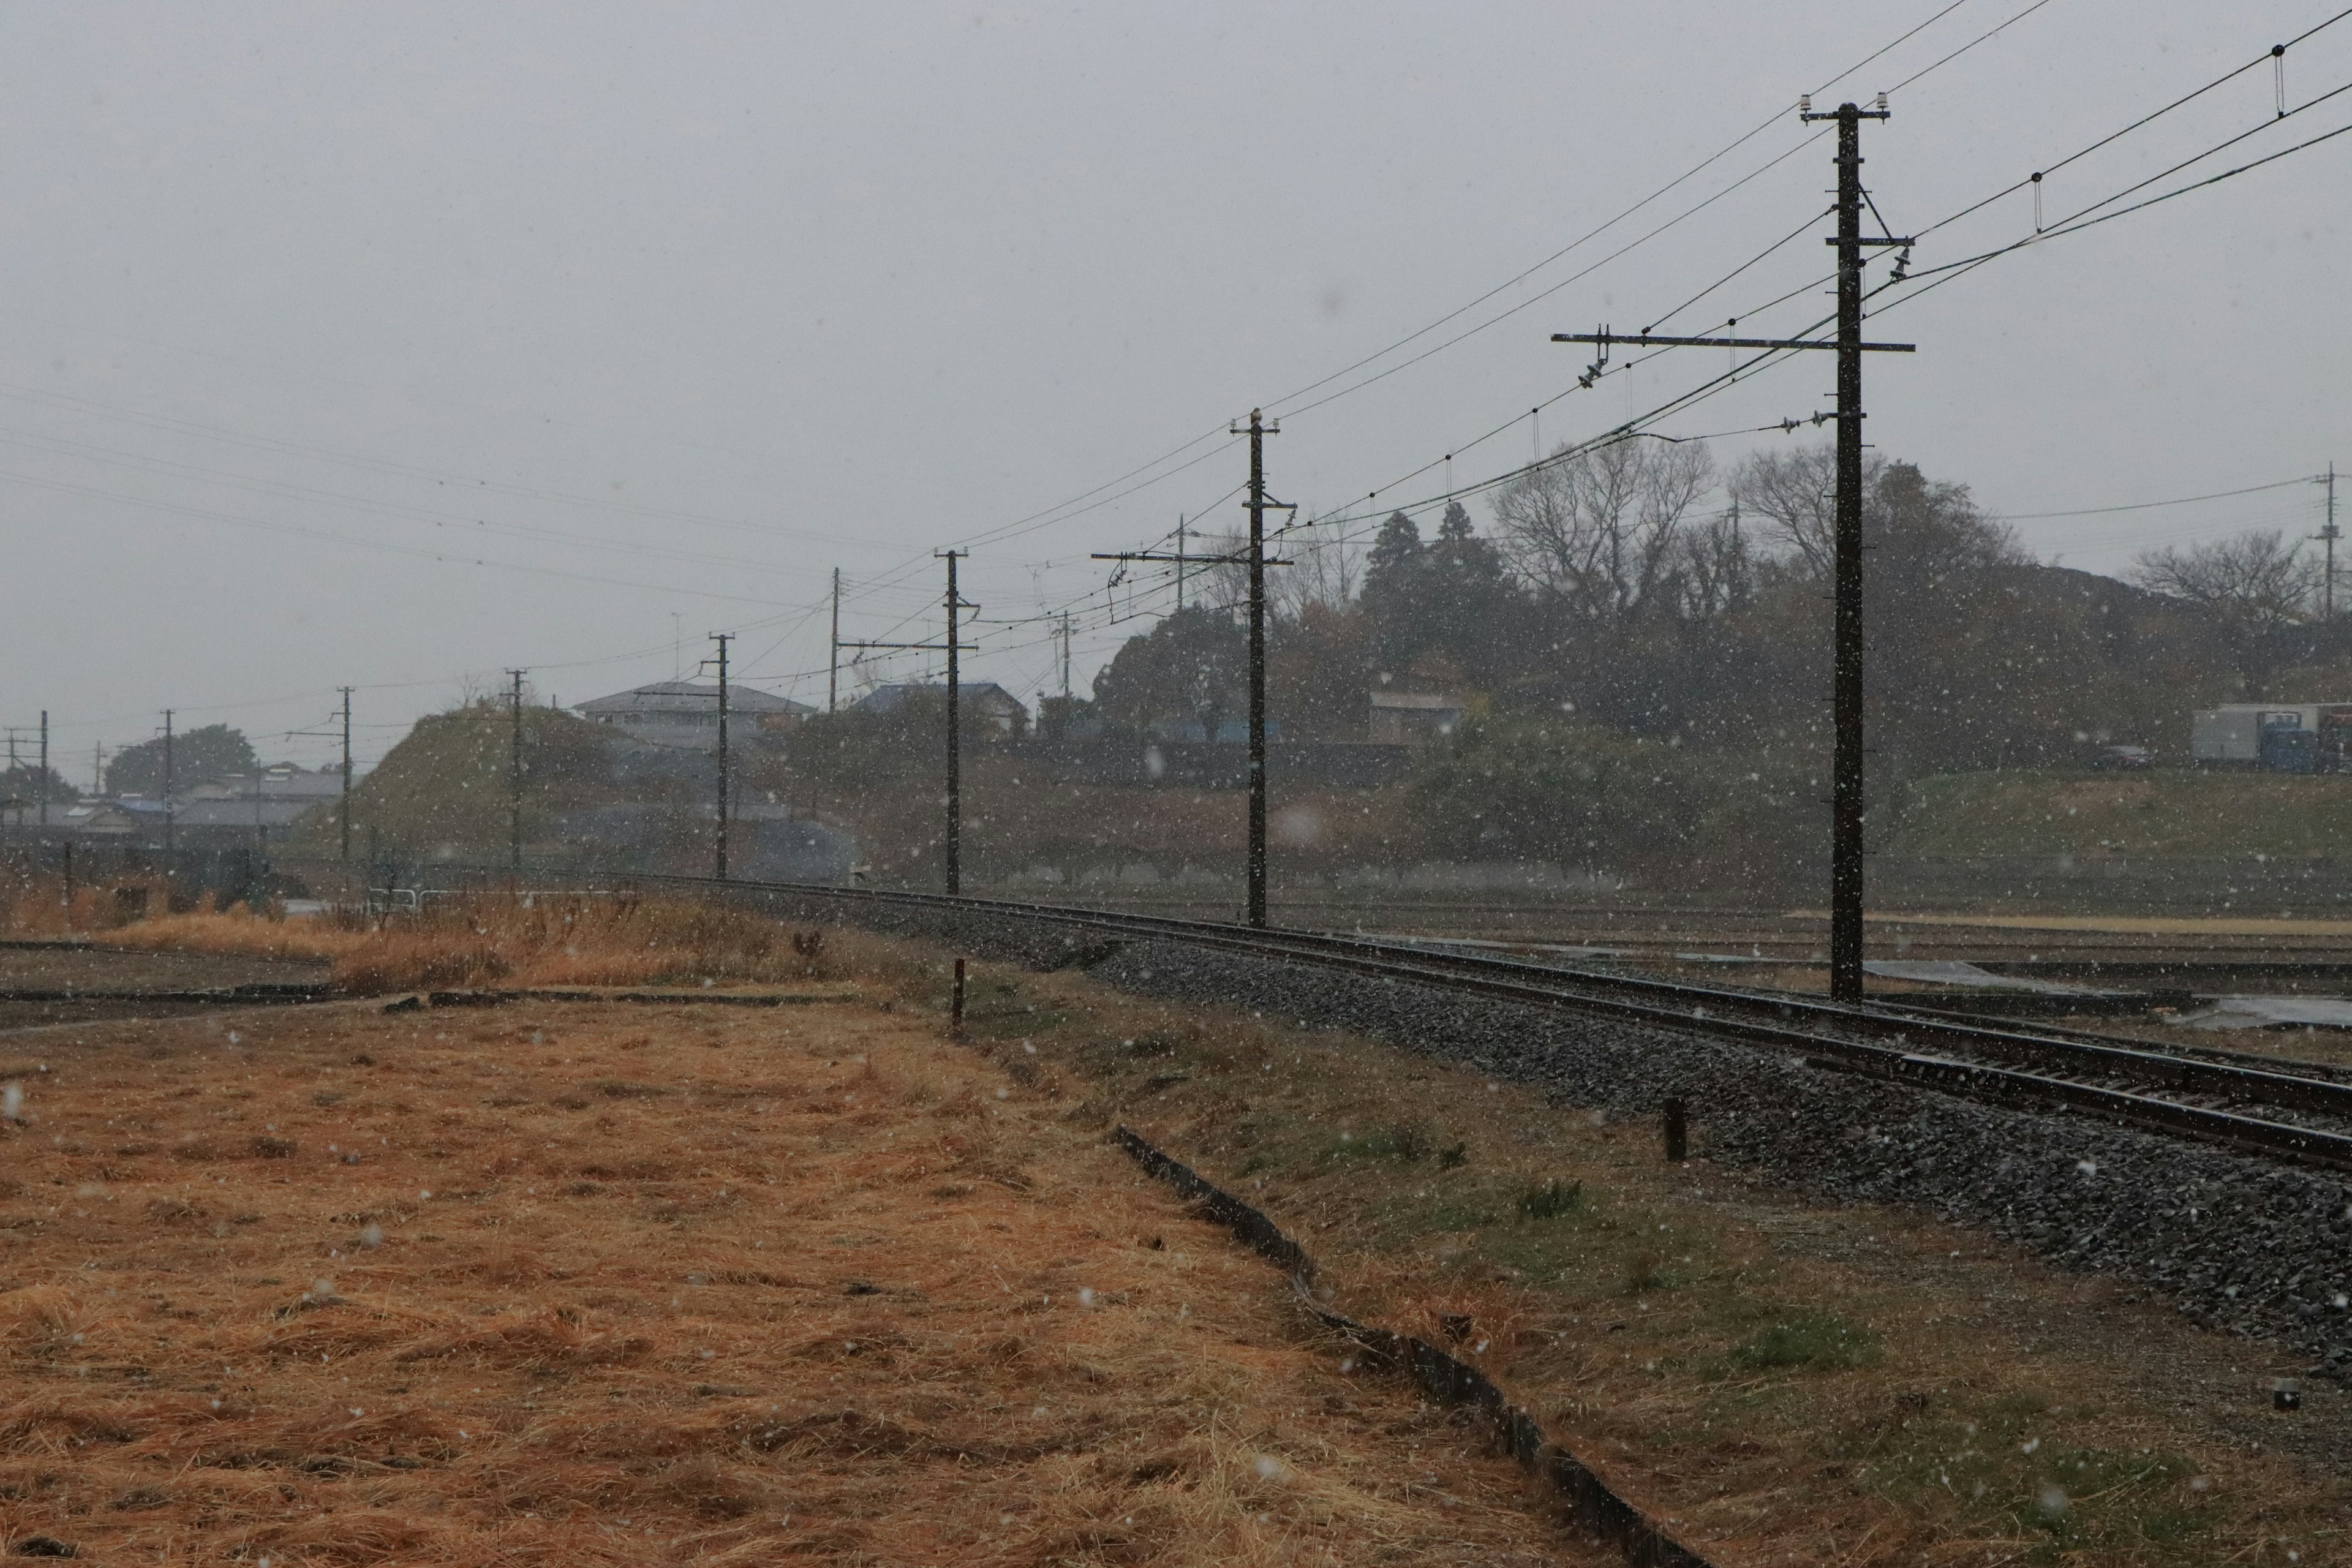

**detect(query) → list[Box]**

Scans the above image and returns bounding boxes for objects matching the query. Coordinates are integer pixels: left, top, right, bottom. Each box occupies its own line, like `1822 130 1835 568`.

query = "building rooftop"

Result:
576 680 812 718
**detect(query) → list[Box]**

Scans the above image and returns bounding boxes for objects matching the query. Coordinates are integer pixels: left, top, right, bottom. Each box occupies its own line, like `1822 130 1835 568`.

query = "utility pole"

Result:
827 567 842 714
161 709 175 866
839 556 976 895
1237 409 1279 928
1556 94 1906 1003
36 712 47 831
5 730 17 843
2316 462 2340 624
338 687 354 863
1175 515 1188 614
709 633 733 879
506 670 526 876
1058 611 1074 702
940 551 965 895
1096 483 1293 927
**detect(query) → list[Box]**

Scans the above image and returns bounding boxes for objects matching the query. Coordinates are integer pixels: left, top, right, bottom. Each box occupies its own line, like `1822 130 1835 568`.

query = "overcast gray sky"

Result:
0 1 2343 777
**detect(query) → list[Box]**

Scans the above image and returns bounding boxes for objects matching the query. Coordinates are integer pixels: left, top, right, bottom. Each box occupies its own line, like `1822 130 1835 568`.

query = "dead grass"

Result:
92 892 843 996
0 981 1589 1566
867 954 2352 1567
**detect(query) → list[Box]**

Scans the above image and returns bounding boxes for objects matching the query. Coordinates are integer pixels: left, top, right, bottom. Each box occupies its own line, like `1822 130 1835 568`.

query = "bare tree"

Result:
1729 445 1844 578
1489 436 1715 628
1675 508 1754 619
2131 529 2316 698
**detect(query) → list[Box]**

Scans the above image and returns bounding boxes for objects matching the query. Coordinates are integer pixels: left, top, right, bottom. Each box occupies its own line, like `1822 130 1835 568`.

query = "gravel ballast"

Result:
748 889 2352 1376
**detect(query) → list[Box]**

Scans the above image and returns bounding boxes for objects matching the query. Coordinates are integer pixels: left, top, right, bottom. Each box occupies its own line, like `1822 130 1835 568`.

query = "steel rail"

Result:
499 872 2352 1174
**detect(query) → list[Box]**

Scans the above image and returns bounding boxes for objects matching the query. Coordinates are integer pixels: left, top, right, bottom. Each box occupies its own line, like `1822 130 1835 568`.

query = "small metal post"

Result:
1662 1098 1689 1163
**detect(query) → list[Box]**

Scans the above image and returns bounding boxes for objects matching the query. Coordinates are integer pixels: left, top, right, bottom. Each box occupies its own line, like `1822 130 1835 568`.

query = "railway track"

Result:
543 872 2352 1176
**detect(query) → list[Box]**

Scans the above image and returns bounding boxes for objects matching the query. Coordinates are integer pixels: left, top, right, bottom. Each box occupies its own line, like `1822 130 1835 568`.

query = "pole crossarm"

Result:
839 639 976 652
1552 331 1913 353
1090 551 1295 568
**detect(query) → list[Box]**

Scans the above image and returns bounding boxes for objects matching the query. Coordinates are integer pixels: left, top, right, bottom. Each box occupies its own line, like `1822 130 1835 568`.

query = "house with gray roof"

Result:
575 681 813 752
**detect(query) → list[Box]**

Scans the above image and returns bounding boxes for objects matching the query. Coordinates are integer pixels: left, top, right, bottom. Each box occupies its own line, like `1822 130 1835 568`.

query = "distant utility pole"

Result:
161 709 175 865
940 551 965 895
827 567 842 714
708 633 733 880
839 556 976 894
1555 94 1909 1002
2316 462 2340 623
505 671 526 876
1058 611 1074 703
37 711 48 831
4 730 17 842
1175 515 1188 613
338 687 354 863
1095 415 1292 929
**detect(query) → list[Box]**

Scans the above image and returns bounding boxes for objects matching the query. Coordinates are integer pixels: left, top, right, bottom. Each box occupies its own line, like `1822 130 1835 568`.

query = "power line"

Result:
1998 475 2319 519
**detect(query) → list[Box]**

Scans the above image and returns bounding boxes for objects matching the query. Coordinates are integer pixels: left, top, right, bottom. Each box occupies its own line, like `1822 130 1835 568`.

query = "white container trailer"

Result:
2192 706 2269 763
2192 703 2352 767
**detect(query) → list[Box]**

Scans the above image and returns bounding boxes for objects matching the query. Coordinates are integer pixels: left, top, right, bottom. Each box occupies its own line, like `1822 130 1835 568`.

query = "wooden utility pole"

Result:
1095 429 1292 929
2316 462 2340 623
161 709 175 865
339 687 354 863
940 551 965 895
839 555 975 895
709 632 733 880
1236 409 1278 929
505 670 526 876
1556 96 1907 1002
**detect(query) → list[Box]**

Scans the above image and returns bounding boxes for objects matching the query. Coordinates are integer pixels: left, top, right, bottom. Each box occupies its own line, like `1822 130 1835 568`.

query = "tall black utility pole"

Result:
839 556 975 895
161 709 175 865
1812 94 1893 1004
1556 95 1905 1003
1235 409 1280 928
827 567 842 714
1096 492 1293 926
709 632 733 880
338 687 354 863
2316 462 2340 624
505 669 526 876
940 551 965 895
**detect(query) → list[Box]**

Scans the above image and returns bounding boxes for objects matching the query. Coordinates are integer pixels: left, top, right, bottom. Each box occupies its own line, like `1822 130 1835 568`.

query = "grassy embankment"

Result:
1883 769 2352 859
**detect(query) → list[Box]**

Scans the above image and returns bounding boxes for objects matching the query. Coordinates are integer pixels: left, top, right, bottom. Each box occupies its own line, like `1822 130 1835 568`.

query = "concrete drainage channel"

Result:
712 884 2352 1382
1114 1123 1715 1568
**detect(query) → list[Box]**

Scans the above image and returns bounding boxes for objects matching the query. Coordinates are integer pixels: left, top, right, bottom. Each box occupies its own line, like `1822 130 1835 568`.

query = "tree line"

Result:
1079 439 2343 881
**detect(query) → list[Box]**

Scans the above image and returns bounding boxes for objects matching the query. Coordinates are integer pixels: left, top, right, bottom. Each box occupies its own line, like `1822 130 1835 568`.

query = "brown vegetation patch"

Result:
0 951 1587 1566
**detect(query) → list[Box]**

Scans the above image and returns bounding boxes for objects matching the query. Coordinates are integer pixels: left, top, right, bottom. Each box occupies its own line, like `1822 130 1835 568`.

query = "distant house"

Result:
851 682 1028 737
575 681 813 752
184 764 346 805
1367 690 1464 745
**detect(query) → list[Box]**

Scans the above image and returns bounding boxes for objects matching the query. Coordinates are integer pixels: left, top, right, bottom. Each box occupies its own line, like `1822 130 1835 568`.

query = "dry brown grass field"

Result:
0 981 1591 1566
12 894 2351 1565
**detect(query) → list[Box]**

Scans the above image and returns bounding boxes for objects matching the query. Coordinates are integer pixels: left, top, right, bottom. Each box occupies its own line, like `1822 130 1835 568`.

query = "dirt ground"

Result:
0 993 1596 1567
